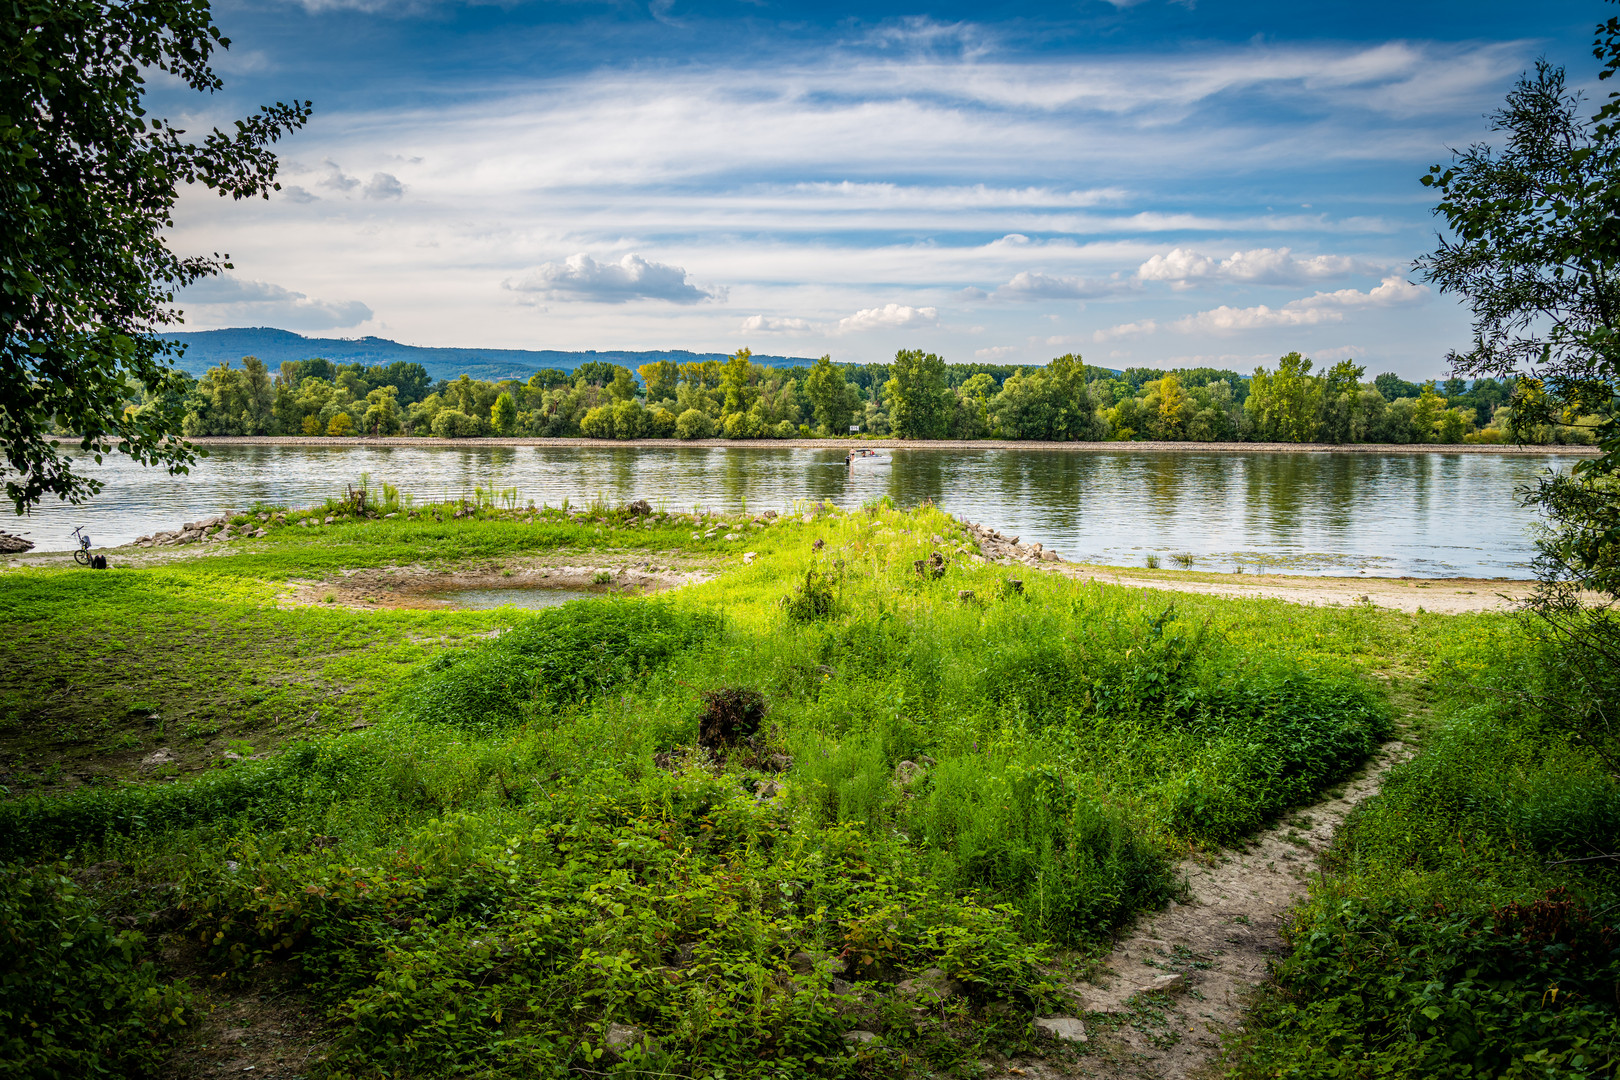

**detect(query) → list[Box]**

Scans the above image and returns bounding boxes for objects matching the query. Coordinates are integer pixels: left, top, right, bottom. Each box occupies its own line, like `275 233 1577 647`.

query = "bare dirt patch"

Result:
1058 565 1533 615
165 986 329 1080
280 553 717 610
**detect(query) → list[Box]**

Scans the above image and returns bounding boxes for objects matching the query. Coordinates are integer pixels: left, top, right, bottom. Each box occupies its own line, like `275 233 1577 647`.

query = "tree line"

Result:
142 348 1606 445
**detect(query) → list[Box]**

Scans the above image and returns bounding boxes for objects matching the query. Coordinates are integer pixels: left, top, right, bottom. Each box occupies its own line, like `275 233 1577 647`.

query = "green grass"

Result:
0 499 1492 1078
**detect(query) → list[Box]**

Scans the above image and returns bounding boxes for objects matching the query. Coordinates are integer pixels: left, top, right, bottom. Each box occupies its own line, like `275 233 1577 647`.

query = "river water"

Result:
8 444 1566 577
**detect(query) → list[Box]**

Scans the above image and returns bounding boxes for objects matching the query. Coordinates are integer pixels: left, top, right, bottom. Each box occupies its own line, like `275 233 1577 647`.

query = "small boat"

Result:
845 448 892 467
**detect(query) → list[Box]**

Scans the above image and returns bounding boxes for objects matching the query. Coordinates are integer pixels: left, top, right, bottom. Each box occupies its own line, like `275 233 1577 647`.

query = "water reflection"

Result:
9 444 1561 577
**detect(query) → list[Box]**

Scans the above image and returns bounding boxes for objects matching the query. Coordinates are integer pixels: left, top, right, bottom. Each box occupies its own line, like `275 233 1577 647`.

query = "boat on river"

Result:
845 448 892 467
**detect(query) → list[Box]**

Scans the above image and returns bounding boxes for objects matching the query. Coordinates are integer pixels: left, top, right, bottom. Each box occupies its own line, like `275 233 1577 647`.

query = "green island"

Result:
2 492 1614 1078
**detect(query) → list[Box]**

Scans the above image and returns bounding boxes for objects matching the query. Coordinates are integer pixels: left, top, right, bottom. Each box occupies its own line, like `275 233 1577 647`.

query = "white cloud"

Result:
995 271 1121 300
178 274 373 331
280 185 319 203
1171 275 1428 333
1093 319 1157 342
836 303 939 332
975 346 1017 359
503 253 719 305
740 314 814 333
1138 246 1372 287
364 172 405 200
317 159 360 192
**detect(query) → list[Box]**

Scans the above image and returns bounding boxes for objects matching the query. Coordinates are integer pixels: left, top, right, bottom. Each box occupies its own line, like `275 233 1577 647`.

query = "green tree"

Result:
885 349 951 439
491 392 518 436
363 386 402 436
1 0 309 511
719 348 759 415
804 355 855 434
1320 360 1367 444
1246 353 1324 442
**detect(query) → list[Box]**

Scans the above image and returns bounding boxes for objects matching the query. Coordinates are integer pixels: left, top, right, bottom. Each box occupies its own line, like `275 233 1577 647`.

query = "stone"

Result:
1033 1016 1087 1043
762 509 778 519
626 499 652 516
754 779 782 800
743 551 757 564
0 533 34 553
893 760 927 786
1144 972 1186 994
252 529 267 538
895 967 962 1001
141 748 176 768
1041 550 1061 562
842 1030 879 1045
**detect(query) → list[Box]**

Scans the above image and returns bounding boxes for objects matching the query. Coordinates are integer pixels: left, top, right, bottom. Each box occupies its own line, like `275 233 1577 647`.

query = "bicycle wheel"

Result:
73 548 91 566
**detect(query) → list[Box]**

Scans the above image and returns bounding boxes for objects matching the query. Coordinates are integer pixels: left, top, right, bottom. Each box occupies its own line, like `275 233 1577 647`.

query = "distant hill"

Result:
162 328 822 382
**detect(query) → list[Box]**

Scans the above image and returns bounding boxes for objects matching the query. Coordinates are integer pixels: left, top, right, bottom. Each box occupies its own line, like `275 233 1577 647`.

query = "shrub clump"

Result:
399 599 718 733
0 867 196 1078
698 686 767 750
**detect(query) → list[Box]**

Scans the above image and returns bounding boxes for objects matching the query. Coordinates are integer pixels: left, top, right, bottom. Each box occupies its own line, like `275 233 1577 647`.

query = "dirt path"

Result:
1002 739 1410 1079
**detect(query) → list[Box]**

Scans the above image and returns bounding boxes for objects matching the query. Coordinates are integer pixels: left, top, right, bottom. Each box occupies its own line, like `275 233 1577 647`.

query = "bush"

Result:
783 569 838 622
773 419 797 438
674 408 713 440
0 866 195 1078
579 405 614 439
611 399 644 439
399 599 720 733
910 758 1174 942
646 406 677 438
431 409 480 438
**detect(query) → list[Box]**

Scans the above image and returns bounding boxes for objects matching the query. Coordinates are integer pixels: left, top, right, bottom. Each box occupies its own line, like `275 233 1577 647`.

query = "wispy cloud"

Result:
503 254 720 305
178 274 373 331
1171 276 1428 333
740 315 814 333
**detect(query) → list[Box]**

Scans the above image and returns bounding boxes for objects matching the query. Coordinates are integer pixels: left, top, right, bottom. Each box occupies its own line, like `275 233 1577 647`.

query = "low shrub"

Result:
0 866 195 1078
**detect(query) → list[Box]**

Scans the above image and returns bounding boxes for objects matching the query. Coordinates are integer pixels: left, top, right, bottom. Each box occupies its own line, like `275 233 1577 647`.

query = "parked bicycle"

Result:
70 526 106 569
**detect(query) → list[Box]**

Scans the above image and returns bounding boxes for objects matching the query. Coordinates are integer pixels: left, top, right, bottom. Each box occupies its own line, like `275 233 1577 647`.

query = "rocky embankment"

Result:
133 512 276 548
960 518 1064 565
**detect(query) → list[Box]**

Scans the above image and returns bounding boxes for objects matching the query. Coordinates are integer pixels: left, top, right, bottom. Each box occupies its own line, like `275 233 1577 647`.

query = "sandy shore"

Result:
154 436 1594 455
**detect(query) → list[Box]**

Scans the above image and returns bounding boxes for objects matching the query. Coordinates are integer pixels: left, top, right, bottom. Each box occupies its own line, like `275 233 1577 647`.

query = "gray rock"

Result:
1144 972 1186 994
1041 550 1061 562
895 967 962 1001
842 1030 879 1045
893 760 926 786
1033 1016 1087 1043
754 779 782 800
141 748 176 768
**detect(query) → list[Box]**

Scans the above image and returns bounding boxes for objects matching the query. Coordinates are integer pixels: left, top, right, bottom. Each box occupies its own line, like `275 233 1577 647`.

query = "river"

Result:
7 444 1566 577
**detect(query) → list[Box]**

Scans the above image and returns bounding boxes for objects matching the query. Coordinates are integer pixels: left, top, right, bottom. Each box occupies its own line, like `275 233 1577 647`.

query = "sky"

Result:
157 0 1601 378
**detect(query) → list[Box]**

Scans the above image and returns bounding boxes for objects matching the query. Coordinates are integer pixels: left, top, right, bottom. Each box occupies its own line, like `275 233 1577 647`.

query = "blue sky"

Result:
161 1 1598 377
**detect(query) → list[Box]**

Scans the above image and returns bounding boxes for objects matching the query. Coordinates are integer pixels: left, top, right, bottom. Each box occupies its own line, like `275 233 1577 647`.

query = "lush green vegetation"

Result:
0 501 1407 1077
157 344 1579 445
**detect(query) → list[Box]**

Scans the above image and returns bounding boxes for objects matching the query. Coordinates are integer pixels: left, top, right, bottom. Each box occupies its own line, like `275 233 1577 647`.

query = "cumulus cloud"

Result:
317 159 360 192
280 185 319 203
1171 275 1427 333
975 346 1017 359
1092 319 1157 342
740 314 814 333
995 271 1120 300
363 172 405 200
503 253 718 305
1138 247 1372 287
178 275 372 331
836 303 939 332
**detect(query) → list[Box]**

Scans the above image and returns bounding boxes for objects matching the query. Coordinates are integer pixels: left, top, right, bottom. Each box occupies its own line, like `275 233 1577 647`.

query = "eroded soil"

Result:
279 553 716 610
1059 565 1532 615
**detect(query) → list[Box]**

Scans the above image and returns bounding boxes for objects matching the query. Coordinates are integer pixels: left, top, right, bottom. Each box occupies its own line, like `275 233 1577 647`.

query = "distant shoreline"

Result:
147 436 1597 455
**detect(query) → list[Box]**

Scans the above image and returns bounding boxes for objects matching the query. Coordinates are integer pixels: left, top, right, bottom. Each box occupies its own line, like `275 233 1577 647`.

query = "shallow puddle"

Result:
437 587 602 610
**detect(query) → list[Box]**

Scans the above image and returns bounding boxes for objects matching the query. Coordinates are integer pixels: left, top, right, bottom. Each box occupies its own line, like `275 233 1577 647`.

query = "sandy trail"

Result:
1057 565 1531 615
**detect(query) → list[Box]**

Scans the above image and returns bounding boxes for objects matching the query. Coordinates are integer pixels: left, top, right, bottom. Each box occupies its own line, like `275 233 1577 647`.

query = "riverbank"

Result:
0 498 1612 1079
165 435 1596 454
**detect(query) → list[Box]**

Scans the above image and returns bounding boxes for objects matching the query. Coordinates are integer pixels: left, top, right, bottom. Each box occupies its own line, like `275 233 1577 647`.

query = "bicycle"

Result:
71 526 106 569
